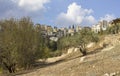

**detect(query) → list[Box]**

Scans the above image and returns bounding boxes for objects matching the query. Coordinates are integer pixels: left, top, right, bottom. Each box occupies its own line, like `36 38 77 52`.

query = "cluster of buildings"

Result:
35 24 82 41
91 20 118 33
35 20 112 40
35 20 115 41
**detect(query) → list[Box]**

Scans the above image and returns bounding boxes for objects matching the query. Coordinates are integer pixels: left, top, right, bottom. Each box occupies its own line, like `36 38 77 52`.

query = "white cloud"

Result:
56 2 96 26
11 0 50 12
100 14 115 22
85 16 95 23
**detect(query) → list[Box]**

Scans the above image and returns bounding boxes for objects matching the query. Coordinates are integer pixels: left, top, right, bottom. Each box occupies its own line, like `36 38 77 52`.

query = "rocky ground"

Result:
16 43 120 76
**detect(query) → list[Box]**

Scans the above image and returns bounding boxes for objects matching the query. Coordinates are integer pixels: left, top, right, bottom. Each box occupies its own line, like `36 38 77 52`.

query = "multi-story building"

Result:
92 20 108 33
60 27 68 36
92 24 101 33
101 20 108 31
75 25 81 32
53 26 58 33
68 25 76 36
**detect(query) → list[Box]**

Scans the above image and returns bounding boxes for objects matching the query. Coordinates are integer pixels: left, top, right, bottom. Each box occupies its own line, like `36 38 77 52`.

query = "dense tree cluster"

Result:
0 17 50 73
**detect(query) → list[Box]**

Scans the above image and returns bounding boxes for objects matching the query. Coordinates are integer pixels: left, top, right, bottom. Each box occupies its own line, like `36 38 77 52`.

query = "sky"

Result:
0 0 120 27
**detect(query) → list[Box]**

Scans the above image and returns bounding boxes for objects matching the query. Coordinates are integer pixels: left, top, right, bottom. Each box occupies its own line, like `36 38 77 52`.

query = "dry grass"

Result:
16 44 120 76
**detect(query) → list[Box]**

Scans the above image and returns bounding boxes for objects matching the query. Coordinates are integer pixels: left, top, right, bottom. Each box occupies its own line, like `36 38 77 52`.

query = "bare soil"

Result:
16 44 120 76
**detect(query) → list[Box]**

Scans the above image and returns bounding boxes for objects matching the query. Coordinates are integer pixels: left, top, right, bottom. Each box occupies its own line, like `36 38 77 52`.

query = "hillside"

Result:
15 34 120 76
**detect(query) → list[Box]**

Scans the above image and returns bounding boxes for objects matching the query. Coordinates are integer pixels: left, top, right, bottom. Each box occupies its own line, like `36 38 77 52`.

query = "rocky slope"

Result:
16 42 120 76
1 34 118 76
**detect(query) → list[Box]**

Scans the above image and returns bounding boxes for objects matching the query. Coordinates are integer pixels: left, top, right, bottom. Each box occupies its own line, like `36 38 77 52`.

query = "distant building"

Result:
68 25 76 36
92 24 101 33
56 29 64 38
68 28 74 36
101 20 108 31
75 25 81 32
92 20 108 33
53 26 58 33
60 28 67 36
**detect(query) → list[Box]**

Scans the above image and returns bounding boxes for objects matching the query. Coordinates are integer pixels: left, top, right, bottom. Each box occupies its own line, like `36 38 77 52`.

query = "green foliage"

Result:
106 24 120 34
49 40 57 51
49 50 62 57
0 17 49 73
107 18 120 34
57 35 77 50
58 28 99 55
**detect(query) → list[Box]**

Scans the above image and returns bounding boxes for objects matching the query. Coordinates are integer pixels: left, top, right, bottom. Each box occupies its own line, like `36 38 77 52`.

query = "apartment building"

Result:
92 20 108 33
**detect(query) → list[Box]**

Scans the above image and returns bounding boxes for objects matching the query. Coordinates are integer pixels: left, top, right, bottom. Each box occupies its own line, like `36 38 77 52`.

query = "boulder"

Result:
67 47 75 54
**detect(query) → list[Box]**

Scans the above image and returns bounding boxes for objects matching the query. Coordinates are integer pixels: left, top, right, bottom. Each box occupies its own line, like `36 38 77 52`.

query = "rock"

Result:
103 73 109 76
101 46 114 52
67 47 75 54
74 48 79 52
110 72 116 76
103 72 117 76
93 65 95 68
86 42 95 48
80 56 86 62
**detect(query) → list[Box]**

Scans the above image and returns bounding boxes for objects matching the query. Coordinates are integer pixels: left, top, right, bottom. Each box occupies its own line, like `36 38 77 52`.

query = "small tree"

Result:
78 28 99 55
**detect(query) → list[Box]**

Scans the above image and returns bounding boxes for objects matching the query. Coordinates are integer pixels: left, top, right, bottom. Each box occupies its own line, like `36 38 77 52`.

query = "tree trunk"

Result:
79 47 87 56
3 62 15 73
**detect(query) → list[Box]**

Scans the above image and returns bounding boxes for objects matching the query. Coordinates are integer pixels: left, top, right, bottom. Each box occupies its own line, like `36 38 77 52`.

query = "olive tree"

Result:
58 27 99 56
0 17 45 73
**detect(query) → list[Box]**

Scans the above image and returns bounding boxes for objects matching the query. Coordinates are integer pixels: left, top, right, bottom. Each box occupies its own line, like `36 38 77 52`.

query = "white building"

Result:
76 25 81 32
92 20 108 33
92 24 101 33
101 20 108 31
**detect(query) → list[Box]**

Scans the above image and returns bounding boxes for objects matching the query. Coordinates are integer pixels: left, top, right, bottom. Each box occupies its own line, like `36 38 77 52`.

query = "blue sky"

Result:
0 0 120 27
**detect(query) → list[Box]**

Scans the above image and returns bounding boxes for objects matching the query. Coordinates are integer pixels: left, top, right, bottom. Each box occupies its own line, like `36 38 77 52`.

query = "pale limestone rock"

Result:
74 48 79 52
110 72 116 76
67 47 75 54
80 56 86 62
86 42 95 48
103 73 109 76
